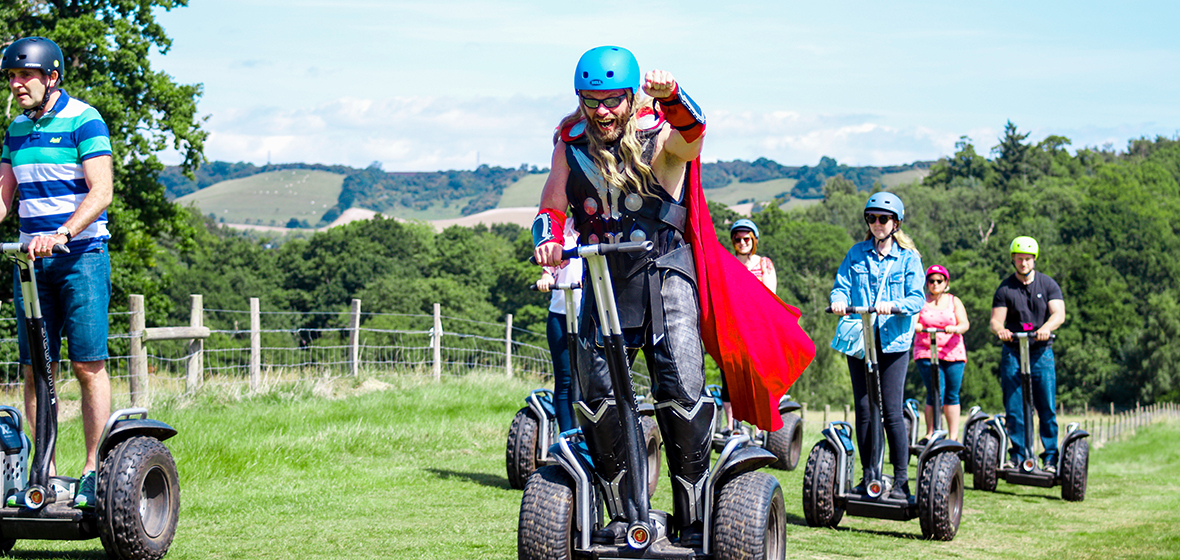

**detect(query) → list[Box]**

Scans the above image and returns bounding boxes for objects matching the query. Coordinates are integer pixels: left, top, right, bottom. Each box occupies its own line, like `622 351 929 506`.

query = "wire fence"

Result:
0 296 653 410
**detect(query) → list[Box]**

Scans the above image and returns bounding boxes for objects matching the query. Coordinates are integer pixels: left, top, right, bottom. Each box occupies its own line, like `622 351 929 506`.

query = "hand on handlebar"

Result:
996 329 1014 342
533 241 566 268
1034 328 1053 342
875 301 895 315
27 235 69 261
535 274 554 293
829 301 847 316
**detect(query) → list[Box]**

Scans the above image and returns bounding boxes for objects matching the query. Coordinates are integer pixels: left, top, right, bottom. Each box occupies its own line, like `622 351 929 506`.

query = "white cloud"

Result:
192 94 1176 173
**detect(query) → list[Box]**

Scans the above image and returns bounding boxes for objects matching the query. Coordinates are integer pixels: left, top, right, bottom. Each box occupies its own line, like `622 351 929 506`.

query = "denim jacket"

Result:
830 239 926 354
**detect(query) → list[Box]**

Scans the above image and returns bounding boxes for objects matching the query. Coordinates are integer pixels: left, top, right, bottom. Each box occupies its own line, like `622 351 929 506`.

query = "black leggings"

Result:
847 346 911 482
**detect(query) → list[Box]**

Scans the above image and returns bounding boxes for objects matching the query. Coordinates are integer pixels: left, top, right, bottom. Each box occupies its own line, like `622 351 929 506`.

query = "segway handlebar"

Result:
921 328 949 333
529 282 582 291
1 242 70 256
1011 332 1056 340
529 240 653 265
825 306 903 315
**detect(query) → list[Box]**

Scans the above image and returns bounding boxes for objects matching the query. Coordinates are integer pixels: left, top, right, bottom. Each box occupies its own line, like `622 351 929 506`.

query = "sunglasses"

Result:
864 214 893 225
732 236 754 244
580 93 628 109
927 278 946 285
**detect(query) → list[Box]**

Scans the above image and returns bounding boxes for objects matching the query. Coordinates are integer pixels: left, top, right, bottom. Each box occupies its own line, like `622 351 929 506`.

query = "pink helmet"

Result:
926 265 950 281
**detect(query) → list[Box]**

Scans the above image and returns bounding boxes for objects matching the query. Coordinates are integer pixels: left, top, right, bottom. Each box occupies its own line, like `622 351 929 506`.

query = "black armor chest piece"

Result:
564 127 687 256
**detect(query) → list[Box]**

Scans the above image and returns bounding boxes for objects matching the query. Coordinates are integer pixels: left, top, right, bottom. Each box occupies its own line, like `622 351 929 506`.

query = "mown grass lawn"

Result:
13 374 1179 559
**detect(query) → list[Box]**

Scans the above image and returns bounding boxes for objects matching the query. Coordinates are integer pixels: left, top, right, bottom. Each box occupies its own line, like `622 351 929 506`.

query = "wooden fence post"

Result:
844 404 850 423
432 303 442 382
250 297 260 392
128 295 147 406
505 313 514 378
350 299 361 377
186 295 203 393
823 404 830 426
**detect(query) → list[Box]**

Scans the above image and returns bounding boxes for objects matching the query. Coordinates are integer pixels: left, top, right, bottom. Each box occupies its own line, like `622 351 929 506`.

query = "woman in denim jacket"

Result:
829 192 925 499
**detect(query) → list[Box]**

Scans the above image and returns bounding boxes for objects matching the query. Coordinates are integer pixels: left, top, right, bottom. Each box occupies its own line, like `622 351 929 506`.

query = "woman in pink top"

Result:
913 265 969 442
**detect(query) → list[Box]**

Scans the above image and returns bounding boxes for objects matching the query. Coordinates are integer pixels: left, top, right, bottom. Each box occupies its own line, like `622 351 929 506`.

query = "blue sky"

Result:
151 0 1180 172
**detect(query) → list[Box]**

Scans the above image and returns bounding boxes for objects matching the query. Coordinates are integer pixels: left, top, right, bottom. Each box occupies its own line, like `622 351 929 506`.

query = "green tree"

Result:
1 0 207 309
992 121 1038 191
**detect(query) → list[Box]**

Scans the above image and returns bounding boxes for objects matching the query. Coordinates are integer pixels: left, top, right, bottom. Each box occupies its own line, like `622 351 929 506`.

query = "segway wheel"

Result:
765 412 804 471
801 441 844 528
96 436 180 560
962 420 985 474
713 471 785 560
917 452 963 541
518 466 575 560
1060 438 1089 502
0 538 14 554
640 416 662 499
972 430 1000 492
505 407 540 490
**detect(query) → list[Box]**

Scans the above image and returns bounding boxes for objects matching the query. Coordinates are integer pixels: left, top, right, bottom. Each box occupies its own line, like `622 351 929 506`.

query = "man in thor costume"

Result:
533 46 815 547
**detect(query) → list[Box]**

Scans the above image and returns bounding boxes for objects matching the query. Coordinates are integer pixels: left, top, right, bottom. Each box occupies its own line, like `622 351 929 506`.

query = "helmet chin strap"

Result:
874 222 899 255
24 73 58 120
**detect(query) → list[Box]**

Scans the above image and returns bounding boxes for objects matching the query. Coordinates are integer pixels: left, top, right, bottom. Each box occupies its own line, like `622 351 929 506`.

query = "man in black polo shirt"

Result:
989 236 1066 472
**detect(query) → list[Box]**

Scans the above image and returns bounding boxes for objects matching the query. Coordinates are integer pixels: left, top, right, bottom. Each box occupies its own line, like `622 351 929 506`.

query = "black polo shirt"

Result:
992 271 1063 347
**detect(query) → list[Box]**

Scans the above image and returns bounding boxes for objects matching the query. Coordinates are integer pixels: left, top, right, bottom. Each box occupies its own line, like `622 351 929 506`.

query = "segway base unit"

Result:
0 242 181 559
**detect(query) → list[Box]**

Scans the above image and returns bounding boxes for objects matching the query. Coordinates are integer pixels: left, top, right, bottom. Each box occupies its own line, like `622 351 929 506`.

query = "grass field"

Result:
13 374 1179 560
703 178 798 206
879 169 929 188
176 169 345 226
497 174 547 208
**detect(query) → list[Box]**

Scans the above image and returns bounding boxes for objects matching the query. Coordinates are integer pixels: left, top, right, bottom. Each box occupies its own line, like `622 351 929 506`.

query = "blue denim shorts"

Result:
14 247 111 364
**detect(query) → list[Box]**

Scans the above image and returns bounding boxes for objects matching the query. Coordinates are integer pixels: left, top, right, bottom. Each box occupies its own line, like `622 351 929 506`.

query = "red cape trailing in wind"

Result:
684 159 816 432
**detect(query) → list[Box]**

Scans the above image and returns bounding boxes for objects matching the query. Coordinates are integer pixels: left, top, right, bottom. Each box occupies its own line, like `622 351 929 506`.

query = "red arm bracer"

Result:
657 83 706 143
532 208 567 249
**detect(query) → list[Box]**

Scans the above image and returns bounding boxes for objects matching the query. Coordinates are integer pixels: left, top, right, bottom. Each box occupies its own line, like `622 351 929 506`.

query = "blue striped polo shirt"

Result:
1 89 112 254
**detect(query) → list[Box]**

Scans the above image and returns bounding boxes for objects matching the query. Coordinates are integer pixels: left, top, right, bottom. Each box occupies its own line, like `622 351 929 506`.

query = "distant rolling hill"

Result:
169 158 930 231
176 169 344 227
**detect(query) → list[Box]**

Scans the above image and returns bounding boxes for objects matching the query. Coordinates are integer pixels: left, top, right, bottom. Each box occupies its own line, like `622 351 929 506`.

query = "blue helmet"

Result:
1 37 65 82
865 192 905 222
730 219 759 239
574 46 640 93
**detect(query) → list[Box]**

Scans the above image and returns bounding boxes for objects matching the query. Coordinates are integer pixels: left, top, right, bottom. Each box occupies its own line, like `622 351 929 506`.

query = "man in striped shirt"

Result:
0 36 113 509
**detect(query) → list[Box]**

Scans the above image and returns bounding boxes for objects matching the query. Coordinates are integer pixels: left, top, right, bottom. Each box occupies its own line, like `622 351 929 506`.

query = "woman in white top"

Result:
536 217 582 432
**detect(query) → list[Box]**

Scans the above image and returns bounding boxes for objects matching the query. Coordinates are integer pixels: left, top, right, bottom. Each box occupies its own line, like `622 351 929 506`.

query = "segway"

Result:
905 328 957 457
506 282 662 494
706 385 804 471
802 307 963 541
972 332 1089 501
0 242 180 559
518 241 786 559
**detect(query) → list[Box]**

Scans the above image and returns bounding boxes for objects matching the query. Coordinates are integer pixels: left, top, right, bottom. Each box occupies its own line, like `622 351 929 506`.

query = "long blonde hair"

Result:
556 93 661 199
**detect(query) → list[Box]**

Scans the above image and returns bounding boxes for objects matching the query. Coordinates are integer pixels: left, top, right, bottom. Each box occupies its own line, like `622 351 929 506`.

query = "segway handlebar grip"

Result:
1012 332 1056 340
825 306 903 315
528 282 583 291
528 241 653 265
922 328 948 333
0 242 71 255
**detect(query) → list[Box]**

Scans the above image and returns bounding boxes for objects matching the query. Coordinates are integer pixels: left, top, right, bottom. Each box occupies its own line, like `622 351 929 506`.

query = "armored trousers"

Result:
574 269 715 532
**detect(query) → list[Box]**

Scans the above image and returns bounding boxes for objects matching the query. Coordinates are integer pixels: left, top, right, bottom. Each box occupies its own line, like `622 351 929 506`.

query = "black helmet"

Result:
2 37 65 83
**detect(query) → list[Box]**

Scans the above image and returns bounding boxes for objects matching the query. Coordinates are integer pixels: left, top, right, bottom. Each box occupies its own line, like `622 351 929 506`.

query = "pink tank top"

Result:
912 295 967 362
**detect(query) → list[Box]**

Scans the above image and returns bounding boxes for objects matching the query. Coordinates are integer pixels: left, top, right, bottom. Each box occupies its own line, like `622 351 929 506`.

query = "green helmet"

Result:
1010 236 1039 258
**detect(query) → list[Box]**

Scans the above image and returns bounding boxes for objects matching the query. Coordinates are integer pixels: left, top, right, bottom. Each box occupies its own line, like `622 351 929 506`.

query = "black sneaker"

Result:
852 479 866 494
591 520 627 545
889 480 911 501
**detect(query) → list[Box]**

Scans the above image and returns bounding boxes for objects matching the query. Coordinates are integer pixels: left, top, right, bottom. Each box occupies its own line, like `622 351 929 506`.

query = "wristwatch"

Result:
55 225 73 242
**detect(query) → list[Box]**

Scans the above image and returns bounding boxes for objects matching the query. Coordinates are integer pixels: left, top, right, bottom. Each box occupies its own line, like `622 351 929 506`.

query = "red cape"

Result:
685 159 817 431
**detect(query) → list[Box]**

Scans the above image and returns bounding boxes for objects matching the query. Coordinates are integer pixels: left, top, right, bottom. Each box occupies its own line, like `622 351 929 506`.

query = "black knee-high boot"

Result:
655 395 715 546
576 397 644 544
